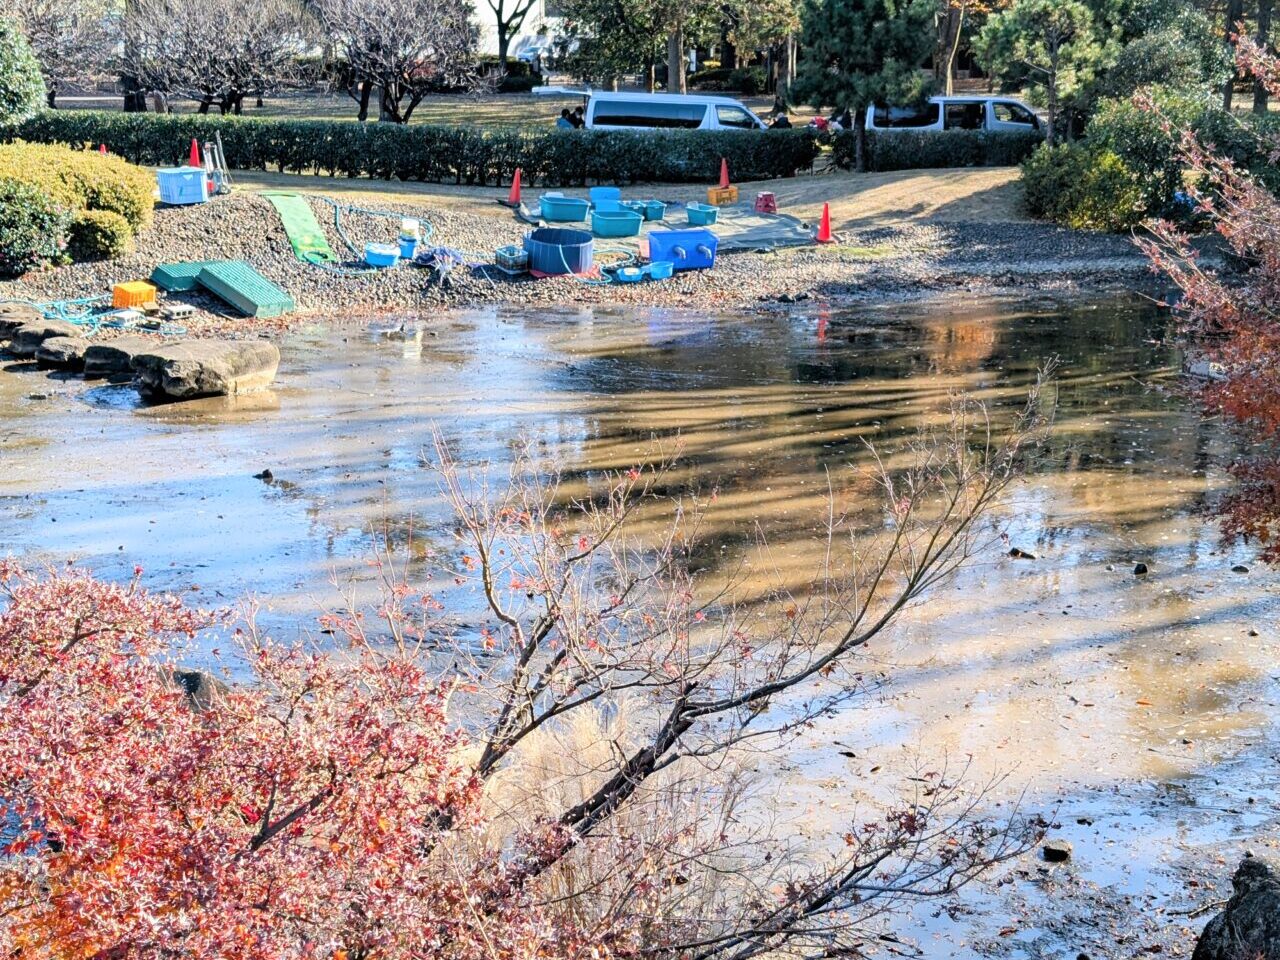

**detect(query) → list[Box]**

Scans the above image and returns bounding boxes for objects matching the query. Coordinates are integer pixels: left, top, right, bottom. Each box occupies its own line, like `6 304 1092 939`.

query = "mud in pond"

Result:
1 294 1277 956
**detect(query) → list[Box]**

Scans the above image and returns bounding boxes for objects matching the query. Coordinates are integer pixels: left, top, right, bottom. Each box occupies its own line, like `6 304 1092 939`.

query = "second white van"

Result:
584 93 767 132
866 96 1042 134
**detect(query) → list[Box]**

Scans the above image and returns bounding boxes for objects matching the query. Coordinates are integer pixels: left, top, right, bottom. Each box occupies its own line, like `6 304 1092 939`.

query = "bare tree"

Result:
312 0 476 122
120 0 311 115
320 385 1052 956
487 0 537 67
11 0 117 107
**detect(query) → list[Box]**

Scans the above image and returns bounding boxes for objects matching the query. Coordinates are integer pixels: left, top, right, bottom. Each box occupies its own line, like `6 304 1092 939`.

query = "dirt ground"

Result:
232 165 1029 235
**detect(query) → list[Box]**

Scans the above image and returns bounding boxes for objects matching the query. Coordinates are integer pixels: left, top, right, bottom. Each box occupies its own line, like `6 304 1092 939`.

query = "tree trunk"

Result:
1255 0 1273 114
197 98 212 114
645 61 656 93
855 108 867 172
497 25 511 68
722 29 737 71
942 4 965 97
775 35 793 110
46 84 56 109
356 81 372 122
1223 0 1244 111
667 26 685 94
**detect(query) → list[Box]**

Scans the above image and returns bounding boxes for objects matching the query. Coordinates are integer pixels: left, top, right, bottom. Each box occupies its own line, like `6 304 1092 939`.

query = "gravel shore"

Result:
1 191 1160 338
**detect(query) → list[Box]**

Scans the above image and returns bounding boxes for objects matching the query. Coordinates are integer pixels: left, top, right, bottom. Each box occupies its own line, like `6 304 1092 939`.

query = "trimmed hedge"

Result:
0 177 71 277
1021 142 1145 232
9 111 820 187
0 141 154 231
832 129 1044 171
68 208 135 261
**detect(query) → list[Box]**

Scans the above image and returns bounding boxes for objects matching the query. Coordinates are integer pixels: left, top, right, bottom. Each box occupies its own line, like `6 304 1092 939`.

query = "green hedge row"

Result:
8 111 819 187
832 129 1045 172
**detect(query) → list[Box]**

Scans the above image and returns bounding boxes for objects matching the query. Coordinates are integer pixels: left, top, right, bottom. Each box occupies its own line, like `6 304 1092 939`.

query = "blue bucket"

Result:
647 260 674 280
398 237 418 260
524 227 594 275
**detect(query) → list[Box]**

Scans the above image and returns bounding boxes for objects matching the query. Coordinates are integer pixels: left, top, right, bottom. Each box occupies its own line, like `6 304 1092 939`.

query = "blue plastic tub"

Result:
620 200 648 217
591 210 643 238
645 200 667 221
647 260 674 280
590 187 622 212
524 227 593 275
365 243 400 268
540 195 590 222
157 166 208 205
648 229 718 271
686 202 719 226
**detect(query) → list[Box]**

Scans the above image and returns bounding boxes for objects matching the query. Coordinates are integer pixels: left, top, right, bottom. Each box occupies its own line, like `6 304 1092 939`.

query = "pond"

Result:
1 294 1276 955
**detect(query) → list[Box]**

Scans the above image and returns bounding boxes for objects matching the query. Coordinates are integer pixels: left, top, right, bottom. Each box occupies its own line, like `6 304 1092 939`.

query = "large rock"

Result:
35 336 90 370
8 320 82 358
83 336 155 380
1193 858 1280 960
0 303 42 339
132 339 280 399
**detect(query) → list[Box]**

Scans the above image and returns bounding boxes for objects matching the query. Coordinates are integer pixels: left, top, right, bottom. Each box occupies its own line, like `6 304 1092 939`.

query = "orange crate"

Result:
113 281 157 309
707 185 739 206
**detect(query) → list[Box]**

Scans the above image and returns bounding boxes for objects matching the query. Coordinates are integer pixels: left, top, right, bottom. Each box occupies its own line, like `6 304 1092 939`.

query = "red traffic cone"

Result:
718 157 730 189
504 167 523 207
98 143 108 155
189 138 201 168
815 202 834 244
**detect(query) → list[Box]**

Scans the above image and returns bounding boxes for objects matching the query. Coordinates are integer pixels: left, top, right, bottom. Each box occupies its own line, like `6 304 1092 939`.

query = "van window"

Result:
943 102 984 130
715 105 758 129
993 102 1037 125
872 103 939 128
591 99 707 129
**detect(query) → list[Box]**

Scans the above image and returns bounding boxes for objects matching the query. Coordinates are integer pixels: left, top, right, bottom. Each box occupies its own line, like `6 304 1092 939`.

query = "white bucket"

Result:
400 218 421 240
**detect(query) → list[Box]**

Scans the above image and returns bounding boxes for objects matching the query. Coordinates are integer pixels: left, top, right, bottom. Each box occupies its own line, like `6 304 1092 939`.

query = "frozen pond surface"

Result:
2 294 1278 956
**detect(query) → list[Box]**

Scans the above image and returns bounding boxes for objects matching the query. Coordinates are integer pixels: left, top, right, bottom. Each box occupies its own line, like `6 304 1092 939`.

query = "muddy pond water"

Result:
2 294 1278 956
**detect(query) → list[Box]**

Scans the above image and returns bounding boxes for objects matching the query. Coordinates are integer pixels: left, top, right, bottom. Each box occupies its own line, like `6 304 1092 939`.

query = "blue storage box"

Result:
540 195 590 222
647 229 718 271
157 166 208 206
590 186 622 212
686 202 719 226
524 227 593 275
591 210 643 238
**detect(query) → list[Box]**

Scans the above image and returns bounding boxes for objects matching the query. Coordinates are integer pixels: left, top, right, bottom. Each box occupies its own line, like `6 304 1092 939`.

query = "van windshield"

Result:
591 100 707 129
872 103 940 128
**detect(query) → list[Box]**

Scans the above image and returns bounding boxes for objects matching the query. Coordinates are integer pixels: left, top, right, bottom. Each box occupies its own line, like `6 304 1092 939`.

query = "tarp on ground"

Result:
515 200 815 254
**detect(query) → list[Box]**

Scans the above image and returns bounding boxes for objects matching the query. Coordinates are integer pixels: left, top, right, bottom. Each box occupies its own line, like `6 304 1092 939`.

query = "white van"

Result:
866 96 1042 134
585 92 767 132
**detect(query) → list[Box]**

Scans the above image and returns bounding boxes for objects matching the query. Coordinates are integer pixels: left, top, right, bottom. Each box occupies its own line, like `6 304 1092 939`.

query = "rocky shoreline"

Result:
0 191 1163 338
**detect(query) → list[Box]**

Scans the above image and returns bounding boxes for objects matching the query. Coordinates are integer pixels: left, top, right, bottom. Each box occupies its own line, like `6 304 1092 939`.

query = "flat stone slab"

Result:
9 320 83 357
132 339 280 399
0 304 42 339
84 336 156 380
35 336 90 370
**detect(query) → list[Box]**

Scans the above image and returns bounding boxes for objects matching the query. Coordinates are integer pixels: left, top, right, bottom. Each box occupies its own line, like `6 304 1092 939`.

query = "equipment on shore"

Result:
525 227 594 276
196 261 295 318
815 202 834 244
648 229 718 271
591 209 643 238
157 166 209 206
539 195 591 222
686 202 719 226
112 281 158 309
364 243 400 268
754 192 778 214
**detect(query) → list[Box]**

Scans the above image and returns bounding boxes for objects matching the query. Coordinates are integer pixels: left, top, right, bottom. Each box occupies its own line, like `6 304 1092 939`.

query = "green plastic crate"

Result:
151 260 228 292
196 261 295 318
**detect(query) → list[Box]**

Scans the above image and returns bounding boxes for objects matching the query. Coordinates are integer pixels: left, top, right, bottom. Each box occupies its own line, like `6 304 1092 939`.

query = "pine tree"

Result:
793 0 936 170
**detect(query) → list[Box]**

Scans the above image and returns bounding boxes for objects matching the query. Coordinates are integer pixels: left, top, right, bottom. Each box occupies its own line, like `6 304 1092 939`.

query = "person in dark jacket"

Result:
770 113 792 129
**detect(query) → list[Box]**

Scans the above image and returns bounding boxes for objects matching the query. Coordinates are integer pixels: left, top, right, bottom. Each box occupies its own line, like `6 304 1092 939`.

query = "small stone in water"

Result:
1133 562 1149 575
1043 839 1073 862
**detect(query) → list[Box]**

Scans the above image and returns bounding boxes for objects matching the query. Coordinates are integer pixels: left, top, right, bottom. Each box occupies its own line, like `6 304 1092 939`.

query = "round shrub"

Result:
0 177 70 277
68 208 134 261
0 19 43 126
0 142 155 232
1021 142 1144 232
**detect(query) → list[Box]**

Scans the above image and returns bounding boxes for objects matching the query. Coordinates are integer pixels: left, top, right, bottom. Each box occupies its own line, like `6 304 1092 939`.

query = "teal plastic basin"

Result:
591 210 643 238
686 202 719 226
540 195 590 222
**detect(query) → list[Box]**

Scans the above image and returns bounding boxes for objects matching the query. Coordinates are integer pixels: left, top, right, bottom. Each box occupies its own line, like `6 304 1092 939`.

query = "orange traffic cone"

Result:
504 167 523 207
718 157 730 189
189 138 201 168
98 143 108 155
815 202 834 244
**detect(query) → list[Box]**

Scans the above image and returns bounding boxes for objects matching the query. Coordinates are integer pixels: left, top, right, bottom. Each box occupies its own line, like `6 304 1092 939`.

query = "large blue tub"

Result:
647 229 718 271
539 195 590 222
524 227 594 275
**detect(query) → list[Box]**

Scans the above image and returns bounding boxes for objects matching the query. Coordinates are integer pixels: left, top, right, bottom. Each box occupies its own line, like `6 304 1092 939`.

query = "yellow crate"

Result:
707 185 739 206
112 281 157 309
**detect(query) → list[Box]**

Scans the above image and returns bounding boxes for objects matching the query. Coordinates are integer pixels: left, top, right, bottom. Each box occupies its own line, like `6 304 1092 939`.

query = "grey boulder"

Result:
9 320 83 358
1193 858 1280 960
0 303 42 339
84 336 156 380
132 339 280 399
35 336 91 370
